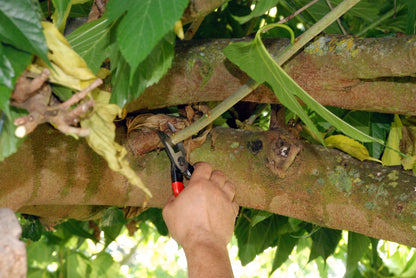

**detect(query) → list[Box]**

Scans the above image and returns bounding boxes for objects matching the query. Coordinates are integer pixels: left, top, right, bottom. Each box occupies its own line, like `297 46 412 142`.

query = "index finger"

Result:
190 162 212 181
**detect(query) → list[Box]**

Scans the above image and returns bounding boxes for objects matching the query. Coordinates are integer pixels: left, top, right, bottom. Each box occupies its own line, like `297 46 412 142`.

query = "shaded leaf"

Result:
101 207 125 247
346 232 370 277
235 210 282 265
67 17 112 74
136 208 169 236
59 219 97 242
406 0 416 35
113 0 188 74
21 215 44 241
324 134 381 163
270 233 298 275
309 227 342 262
0 0 49 64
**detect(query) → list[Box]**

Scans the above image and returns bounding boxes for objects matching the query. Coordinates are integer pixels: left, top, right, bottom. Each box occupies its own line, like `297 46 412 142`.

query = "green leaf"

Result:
406 0 416 35
0 43 14 89
234 0 279 24
59 219 98 242
309 227 342 262
65 251 91 277
0 0 50 65
0 39 33 162
223 25 383 144
52 0 71 32
110 32 175 107
270 233 298 275
101 207 125 227
89 252 120 278
113 0 188 73
136 208 169 236
345 232 370 277
250 210 273 227
235 210 282 265
101 207 126 246
0 99 27 162
67 17 112 74
21 215 44 241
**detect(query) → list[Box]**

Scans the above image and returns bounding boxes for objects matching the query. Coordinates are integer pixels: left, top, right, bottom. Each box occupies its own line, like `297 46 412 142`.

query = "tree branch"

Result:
1 125 415 248
126 35 416 116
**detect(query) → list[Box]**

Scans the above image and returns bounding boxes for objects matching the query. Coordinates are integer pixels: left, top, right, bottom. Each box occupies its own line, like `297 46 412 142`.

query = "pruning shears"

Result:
157 122 194 196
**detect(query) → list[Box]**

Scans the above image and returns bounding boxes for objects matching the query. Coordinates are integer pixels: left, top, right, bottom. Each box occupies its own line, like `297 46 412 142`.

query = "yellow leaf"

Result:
325 134 381 163
381 115 402 166
174 20 184 40
81 90 152 197
28 22 96 90
401 124 416 171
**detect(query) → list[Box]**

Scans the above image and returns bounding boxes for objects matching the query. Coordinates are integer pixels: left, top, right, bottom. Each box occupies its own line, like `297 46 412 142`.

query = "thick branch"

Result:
126 35 416 115
1 125 415 247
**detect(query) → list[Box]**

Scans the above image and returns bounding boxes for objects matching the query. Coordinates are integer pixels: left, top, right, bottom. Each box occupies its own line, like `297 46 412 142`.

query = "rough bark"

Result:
126 35 416 115
1 124 415 248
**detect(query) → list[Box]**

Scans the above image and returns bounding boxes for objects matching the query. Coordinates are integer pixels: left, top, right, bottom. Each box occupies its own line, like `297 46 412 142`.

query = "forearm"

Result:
184 242 234 278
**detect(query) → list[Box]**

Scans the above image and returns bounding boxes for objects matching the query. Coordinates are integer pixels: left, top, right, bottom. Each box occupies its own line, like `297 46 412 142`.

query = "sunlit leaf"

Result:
382 115 402 166
67 17 112 74
111 0 188 74
52 0 71 32
324 134 381 163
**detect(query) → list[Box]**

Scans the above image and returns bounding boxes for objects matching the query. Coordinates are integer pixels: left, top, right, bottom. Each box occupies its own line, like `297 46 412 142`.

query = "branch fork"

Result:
11 69 102 138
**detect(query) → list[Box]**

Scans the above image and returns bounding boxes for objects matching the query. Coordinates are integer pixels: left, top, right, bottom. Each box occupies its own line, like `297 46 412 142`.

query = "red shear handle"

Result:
171 165 184 196
172 181 184 197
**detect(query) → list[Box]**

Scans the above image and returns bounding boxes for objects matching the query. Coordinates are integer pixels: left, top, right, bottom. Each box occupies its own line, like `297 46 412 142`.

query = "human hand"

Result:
162 162 239 251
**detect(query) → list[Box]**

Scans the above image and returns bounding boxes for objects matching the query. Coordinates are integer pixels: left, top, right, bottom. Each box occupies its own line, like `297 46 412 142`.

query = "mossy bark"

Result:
126 35 416 116
1 124 415 247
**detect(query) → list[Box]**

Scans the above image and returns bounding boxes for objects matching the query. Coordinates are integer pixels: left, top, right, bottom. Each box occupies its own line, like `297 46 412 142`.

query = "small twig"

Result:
171 0 360 144
277 0 320 24
325 0 347 34
58 79 102 110
184 17 205 40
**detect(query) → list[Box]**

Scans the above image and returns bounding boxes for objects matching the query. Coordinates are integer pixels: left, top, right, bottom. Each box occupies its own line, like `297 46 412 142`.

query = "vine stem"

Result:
171 0 360 145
